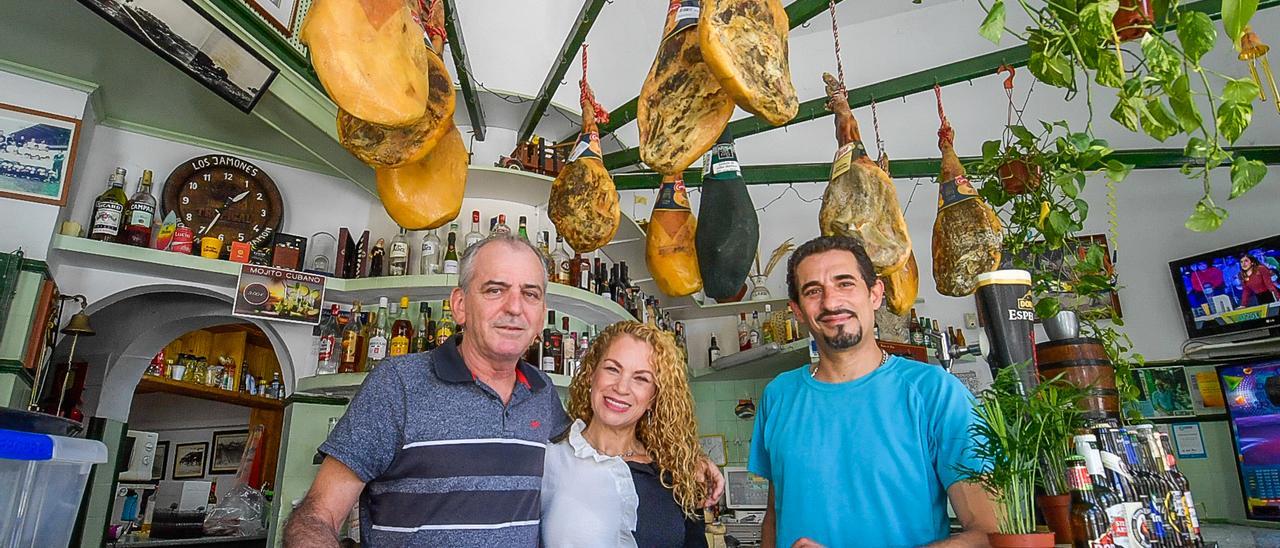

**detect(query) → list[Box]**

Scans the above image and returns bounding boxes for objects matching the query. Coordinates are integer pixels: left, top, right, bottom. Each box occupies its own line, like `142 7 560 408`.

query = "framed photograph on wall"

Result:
1136 366 1195 419
173 442 208 479
0 102 81 206
1026 234 1123 320
152 440 169 481
699 434 727 467
209 430 249 475
76 0 278 112
243 0 301 38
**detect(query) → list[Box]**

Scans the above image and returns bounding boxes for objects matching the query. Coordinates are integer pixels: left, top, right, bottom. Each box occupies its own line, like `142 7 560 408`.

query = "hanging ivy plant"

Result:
978 0 1269 232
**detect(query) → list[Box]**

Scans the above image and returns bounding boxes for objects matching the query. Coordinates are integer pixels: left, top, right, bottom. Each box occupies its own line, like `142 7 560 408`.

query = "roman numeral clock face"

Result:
162 154 284 253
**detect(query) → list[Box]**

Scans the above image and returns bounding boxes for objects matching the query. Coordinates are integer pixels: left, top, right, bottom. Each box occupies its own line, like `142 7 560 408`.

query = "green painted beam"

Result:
589 0 846 141
611 146 1280 189
604 0 1276 171
518 0 608 143
443 0 487 140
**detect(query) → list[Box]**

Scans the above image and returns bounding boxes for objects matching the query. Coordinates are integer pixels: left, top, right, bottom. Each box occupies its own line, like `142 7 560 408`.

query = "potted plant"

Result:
1032 372 1085 545
958 365 1084 547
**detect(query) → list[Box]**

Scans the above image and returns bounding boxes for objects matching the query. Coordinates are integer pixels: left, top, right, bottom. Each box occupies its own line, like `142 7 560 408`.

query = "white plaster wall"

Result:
127 392 252 500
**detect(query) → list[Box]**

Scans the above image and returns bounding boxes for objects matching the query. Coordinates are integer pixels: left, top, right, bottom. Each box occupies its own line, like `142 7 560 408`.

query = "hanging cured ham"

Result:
882 251 919 316
638 0 735 175
647 175 703 297
300 0 431 127
374 122 468 230
699 0 798 125
931 92 1002 297
817 73 912 275
548 48 620 254
696 129 759 300
337 1 455 168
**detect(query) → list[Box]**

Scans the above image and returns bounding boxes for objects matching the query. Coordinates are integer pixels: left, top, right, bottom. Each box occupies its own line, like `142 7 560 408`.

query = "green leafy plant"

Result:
978 0 1269 231
958 366 1084 533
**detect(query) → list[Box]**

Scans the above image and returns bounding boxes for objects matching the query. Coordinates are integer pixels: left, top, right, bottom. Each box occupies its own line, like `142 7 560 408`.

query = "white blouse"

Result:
541 419 639 548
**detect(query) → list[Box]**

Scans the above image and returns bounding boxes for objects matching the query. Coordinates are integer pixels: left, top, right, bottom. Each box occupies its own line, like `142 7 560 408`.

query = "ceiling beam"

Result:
586 0 846 142
442 0 487 140
610 146 1280 189
518 0 608 143
604 0 1276 171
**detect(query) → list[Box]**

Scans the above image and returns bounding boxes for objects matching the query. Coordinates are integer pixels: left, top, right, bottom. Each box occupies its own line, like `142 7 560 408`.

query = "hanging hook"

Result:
997 64 1016 90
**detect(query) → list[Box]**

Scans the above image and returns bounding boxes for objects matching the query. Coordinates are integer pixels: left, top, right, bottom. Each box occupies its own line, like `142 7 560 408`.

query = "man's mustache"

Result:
492 318 529 330
817 308 857 322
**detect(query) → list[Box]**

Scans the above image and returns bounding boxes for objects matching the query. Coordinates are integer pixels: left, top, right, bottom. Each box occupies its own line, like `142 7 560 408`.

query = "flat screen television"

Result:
1217 358 1280 521
1169 234 1280 339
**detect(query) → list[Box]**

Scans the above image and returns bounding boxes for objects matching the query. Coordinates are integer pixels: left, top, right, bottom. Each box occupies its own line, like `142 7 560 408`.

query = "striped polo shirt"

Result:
319 334 569 547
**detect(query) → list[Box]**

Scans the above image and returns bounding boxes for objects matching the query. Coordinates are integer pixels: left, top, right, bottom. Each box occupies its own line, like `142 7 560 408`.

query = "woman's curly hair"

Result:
567 321 706 515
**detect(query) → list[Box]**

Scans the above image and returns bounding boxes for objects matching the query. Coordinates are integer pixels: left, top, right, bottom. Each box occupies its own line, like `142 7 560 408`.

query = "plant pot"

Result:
1113 0 1154 42
997 159 1041 194
1036 493 1074 545
988 531 1056 548
749 275 772 301
1043 310 1080 341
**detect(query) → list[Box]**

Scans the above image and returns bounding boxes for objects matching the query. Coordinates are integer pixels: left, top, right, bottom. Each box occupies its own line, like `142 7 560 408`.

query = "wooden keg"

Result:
1035 337 1119 420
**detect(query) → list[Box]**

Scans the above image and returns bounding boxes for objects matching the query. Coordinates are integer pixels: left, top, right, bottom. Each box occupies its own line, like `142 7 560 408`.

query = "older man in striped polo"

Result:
284 233 720 546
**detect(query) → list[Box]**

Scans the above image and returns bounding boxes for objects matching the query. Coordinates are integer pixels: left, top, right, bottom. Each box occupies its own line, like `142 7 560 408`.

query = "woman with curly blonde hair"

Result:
541 320 708 547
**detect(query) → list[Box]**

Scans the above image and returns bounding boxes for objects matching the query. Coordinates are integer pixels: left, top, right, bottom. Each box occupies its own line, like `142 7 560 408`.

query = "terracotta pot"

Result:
997 159 1041 194
1037 493 1074 545
1113 0 1154 42
988 531 1057 548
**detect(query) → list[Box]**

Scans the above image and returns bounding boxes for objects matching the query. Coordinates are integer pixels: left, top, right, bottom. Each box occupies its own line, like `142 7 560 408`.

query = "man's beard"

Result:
818 309 862 350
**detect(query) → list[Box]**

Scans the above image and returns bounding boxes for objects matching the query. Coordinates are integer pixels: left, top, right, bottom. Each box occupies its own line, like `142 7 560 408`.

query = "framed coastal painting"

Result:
0 102 81 206
209 430 249 475
173 442 208 479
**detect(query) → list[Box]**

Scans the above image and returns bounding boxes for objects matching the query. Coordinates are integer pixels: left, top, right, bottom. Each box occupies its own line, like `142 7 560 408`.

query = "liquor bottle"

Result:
389 229 410 276
435 299 455 346
1119 429 1169 545
1158 433 1203 546
122 170 156 247
464 210 484 252
414 302 431 353
762 305 776 344
910 309 924 346
955 328 967 347
442 230 460 274
426 305 438 351
920 316 933 350
591 254 603 295
673 322 687 360
738 313 751 351
539 231 555 279
569 252 582 288
89 167 129 242
338 302 365 373
579 331 590 362
597 259 610 300
366 298 389 370
551 236 571 284
542 311 562 373
1139 426 1193 548
1066 456 1114 547
609 264 622 306
749 311 763 348
517 215 530 241
1093 425 1143 546
493 214 512 236
390 297 413 357
420 229 441 275
562 317 576 376
708 334 722 364
316 304 341 374
578 254 591 291
619 262 633 310
269 372 283 400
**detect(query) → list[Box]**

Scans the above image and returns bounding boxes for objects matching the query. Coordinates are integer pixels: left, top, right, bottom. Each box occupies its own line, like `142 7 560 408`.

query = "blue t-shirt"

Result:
748 356 982 547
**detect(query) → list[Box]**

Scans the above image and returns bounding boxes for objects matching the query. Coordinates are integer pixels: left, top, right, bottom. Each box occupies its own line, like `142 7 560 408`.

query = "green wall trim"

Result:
0 360 34 383
443 0 487 141
0 58 99 94
287 393 349 406
98 117 339 177
1200 518 1280 530
19 258 49 277
518 0 608 143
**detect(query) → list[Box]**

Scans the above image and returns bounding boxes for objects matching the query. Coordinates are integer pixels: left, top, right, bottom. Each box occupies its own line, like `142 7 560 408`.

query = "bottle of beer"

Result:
1093 424 1141 547
1066 456 1113 547
1117 428 1169 547
1075 433 1124 546
1158 432 1203 547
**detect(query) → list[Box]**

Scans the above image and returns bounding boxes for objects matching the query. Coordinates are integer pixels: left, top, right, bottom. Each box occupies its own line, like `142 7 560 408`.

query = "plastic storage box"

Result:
0 428 108 548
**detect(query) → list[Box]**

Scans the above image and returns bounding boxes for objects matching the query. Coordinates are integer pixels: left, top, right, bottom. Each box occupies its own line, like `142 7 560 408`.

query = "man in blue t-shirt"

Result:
749 236 996 547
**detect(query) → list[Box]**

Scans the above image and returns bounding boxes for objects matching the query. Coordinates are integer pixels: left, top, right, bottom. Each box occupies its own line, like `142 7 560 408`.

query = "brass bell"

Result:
1238 26 1279 112
61 311 95 337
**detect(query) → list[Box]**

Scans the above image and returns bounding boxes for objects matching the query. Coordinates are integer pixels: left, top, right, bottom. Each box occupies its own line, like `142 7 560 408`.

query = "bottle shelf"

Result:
691 339 811 383
665 297 791 321
50 235 634 327
295 368 573 399
135 374 284 410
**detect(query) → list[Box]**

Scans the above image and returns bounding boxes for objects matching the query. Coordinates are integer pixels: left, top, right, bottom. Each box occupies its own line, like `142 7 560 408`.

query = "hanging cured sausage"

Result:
931 89 1002 297
300 0 431 127
374 122 468 230
548 47 620 254
699 0 798 125
647 175 703 297
638 0 735 175
696 129 759 300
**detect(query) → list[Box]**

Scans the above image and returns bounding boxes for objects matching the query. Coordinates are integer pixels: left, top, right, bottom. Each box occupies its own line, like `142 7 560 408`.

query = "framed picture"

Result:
77 0 278 112
0 102 81 206
699 434 727 467
173 442 208 479
1026 234 1123 320
1135 366 1195 419
152 440 169 481
1184 364 1226 414
243 0 301 38
209 430 249 475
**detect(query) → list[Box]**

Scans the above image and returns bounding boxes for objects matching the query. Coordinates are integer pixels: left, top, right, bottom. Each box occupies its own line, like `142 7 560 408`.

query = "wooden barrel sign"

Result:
1036 337 1119 420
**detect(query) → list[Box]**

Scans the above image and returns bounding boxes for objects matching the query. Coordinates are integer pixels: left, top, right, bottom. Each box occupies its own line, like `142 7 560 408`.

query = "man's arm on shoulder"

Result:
925 481 996 547
283 457 366 548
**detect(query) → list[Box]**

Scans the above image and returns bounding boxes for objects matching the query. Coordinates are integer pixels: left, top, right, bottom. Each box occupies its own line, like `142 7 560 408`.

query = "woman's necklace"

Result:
810 349 889 378
584 431 647 458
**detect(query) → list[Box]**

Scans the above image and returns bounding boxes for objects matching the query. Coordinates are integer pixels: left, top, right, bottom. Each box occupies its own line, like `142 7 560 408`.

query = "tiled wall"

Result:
690 379 768 467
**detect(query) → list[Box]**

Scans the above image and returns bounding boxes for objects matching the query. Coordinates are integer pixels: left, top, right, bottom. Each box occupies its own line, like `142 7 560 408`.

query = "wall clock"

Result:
162 154 284 254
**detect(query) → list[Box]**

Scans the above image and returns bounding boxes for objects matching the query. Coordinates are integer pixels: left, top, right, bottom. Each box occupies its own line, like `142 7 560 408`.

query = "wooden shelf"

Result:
135 375 284 410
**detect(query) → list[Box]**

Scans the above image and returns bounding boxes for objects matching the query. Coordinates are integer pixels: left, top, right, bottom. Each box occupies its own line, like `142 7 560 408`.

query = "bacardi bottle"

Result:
89 167 128 242
122 170 156 247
